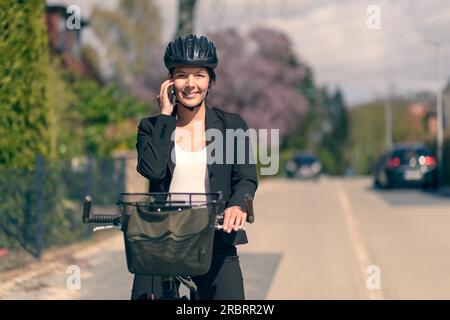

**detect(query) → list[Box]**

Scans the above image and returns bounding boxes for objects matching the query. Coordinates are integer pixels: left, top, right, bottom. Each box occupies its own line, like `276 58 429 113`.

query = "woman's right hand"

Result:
157 79 175 116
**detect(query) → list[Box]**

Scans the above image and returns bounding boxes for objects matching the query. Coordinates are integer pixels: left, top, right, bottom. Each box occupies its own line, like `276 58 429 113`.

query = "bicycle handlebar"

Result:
83 193 255 225
83 195 121 224
88 213 122 224
244 194 255 224
82 195 92 223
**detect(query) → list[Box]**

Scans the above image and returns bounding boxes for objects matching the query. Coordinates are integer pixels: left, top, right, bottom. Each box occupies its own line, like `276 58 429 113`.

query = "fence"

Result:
0 154 145 260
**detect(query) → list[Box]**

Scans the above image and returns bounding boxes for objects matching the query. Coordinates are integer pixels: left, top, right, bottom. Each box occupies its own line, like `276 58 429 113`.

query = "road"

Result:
1 176 450 299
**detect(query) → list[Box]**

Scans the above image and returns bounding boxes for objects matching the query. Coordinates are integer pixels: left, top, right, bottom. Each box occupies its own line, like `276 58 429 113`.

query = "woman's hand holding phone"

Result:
157 79 175 116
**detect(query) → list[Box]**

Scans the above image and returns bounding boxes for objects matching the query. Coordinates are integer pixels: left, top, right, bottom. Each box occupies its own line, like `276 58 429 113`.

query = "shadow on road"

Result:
367 184 450 207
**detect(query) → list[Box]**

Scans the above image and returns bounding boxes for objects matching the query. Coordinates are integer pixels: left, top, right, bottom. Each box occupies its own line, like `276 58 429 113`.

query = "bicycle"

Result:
82 192 254 300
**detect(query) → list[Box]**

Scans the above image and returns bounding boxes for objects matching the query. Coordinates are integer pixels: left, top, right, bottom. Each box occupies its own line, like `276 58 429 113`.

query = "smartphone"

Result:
168 85 176 105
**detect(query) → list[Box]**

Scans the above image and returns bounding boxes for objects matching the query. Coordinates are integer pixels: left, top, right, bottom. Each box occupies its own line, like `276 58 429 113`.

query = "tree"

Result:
348 96 432 174
46 60 80 159
318 88 350 174
177 0 197 36
0 1 51 252
69 75 150 156
283 66 321 151
91 0 162 89
207 28 309 139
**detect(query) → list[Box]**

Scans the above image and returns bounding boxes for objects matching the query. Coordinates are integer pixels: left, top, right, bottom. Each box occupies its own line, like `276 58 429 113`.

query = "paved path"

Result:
2 177 450 299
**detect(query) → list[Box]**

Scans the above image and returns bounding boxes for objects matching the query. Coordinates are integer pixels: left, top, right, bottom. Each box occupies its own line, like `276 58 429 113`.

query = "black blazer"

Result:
136 105 258 246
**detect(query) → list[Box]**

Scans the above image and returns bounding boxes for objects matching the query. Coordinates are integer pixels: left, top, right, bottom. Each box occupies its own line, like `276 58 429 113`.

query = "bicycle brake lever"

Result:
93 225 121 232
244 194 254 223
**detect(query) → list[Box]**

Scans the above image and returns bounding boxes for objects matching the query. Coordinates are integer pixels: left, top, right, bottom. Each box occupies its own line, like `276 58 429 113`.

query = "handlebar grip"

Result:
88 214 122 224
83 195 92 224
83 195 121 224
244 194 255 223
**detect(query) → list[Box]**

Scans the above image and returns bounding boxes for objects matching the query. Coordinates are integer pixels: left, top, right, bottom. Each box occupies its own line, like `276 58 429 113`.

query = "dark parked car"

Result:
372 144 437 189
286 154 322 179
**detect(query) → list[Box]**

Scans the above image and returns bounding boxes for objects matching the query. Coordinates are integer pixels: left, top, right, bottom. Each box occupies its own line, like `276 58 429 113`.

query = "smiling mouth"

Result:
182 92 199 99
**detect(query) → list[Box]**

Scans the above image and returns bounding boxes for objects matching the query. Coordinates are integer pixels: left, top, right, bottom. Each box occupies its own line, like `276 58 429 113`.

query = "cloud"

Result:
196 0 450 105
48 0 450 105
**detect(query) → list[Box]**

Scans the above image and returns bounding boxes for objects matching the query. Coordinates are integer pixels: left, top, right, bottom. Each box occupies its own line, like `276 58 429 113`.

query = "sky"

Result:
47 0 450 106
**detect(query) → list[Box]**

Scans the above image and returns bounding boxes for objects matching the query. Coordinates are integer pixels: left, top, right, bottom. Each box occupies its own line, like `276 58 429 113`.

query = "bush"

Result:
0 158 91 257
0 3 147 258
0 1 50 169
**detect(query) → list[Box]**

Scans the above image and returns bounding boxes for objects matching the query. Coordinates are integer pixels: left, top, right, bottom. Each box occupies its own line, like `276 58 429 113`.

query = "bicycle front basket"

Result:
118 194 219 276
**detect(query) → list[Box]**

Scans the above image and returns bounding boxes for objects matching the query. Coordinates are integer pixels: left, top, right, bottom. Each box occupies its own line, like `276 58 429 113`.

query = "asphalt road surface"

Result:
1 176 450 300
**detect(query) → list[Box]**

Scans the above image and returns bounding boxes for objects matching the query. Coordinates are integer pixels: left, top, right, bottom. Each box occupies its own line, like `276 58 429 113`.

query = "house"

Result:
45 4 89 75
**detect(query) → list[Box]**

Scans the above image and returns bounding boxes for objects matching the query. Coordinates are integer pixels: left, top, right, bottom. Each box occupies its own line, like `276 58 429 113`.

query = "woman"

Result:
133 34 258 300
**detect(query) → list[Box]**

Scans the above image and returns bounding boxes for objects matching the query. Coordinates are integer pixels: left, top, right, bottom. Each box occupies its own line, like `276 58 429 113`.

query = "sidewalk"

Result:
0 231 121 299
436 186 450 197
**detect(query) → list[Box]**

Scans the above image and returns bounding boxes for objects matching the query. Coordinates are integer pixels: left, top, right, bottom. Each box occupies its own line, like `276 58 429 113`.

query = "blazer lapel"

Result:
168 139 175 177
205 105 223 193
167 141 175 176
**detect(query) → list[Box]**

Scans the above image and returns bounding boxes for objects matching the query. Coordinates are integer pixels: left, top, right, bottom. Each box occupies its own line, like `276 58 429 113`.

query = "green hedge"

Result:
0 3 152 258
0 1 50 169
0 2 90 257
0 159 91 257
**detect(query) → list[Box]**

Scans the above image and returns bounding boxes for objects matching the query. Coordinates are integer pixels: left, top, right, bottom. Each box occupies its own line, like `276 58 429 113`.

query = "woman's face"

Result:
171 66 210 107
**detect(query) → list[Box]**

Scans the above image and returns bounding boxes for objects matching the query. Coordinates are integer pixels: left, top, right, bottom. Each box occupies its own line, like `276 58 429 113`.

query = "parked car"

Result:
372 144 438 189
286 153 322 179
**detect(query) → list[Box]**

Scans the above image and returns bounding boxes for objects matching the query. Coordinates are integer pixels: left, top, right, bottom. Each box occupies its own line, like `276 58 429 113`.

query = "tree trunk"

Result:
176 0 197 36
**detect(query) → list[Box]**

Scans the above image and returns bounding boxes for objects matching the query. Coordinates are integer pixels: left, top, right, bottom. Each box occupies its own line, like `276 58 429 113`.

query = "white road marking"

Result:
336 180 385 300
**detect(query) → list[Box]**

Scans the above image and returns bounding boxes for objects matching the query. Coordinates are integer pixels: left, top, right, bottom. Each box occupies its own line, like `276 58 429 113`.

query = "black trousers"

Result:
130 243 245 300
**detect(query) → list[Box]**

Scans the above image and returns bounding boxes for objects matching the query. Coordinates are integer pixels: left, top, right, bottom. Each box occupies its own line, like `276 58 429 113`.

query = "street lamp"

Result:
385 84 395 150
430 38 444 187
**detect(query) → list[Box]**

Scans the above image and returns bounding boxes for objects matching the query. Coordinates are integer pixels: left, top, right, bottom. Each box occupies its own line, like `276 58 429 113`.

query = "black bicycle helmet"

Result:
164 34 218 70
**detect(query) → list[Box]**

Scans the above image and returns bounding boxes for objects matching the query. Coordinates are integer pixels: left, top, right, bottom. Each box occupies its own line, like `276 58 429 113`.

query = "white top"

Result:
169 142 211 202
